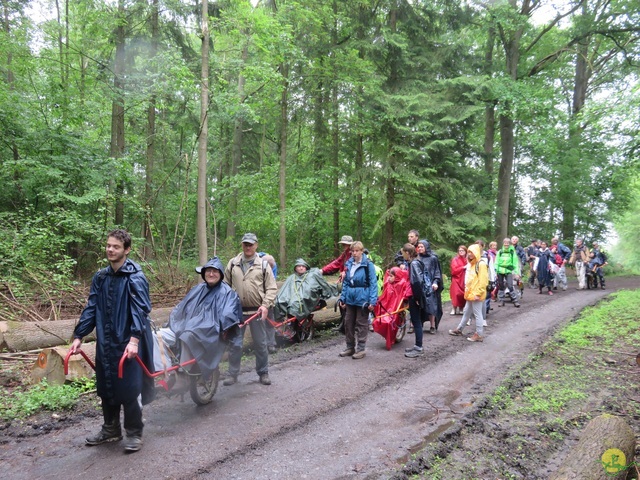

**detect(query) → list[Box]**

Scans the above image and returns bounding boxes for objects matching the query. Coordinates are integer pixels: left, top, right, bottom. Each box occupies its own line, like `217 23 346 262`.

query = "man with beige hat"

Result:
321 235 354 281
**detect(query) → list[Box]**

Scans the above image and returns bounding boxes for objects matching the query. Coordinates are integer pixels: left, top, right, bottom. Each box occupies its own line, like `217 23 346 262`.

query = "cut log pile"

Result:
0 320 95 352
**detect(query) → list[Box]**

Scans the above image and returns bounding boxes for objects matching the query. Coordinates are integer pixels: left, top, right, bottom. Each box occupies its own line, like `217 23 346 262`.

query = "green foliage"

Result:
0 0 638 295
1 210 76 295
612 176 640 274
0 378 96 421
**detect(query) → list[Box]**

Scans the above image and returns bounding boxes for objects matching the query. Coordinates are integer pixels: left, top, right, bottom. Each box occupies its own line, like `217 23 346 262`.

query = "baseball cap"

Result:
241 233 258 244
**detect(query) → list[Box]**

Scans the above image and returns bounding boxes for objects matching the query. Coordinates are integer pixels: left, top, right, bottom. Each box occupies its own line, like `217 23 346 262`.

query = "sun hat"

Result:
338 235 353 245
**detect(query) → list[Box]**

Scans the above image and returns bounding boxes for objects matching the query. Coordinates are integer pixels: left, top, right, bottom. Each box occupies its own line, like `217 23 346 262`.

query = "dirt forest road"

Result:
2 277 639 480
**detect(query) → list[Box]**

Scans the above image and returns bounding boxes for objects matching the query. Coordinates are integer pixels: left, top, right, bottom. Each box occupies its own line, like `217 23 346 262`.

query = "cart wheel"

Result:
295 318 314 342
395 312 407 344
190 366 219 405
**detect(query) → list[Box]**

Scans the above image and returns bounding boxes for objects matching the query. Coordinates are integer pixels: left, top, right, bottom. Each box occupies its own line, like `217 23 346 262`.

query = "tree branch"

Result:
528 27 640 77
524 1 584 55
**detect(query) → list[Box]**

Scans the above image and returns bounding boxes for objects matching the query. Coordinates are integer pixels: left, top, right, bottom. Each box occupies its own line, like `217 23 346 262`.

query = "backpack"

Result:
557 243 571 260
258 252 277 279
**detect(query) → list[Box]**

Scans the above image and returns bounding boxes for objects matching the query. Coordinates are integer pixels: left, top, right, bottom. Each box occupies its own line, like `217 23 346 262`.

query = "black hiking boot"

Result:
86 424 122 446
123 436 143 452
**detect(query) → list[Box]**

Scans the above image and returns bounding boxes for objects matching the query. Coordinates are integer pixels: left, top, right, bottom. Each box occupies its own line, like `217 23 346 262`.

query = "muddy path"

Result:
2 277 638 480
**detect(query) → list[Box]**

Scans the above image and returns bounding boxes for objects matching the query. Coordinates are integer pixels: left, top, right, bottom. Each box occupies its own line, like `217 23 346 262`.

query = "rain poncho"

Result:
167 257 242 379
449 253 467 310
417 240 444 327
464 244 488 301
274 260 338 320
74 259 155 405
536 247 554 289
373 268 412 350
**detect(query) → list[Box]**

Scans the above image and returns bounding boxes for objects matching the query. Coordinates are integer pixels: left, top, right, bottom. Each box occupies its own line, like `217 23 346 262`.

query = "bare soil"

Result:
1 276 639 480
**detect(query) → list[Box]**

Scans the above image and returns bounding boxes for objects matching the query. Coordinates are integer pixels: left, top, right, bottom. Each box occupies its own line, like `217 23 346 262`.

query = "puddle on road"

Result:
395 389 467 465
396 420 455 465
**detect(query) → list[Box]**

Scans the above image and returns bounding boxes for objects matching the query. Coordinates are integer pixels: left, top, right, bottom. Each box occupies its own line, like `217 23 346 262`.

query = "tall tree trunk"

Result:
111 0 126 226
3 0 20 210
496 114 514 239
562 28 591 240
3 0 17 162
142 0 159 259
278 64 289 270
197 0 210 265
383 4 399 256
65 0 68 94
331 83 340 248
483 25 496 180
226 43 248 240
354 3 367 246
79 22 87 105
2 0 14 87
355 134 364 242
330 0 340 253
54 0 68 119
311 63 328 259
494 0 528 240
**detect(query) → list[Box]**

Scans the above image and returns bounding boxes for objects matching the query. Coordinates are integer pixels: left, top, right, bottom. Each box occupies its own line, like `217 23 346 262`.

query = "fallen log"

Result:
549 414 636 480
0 320 95 352
30 344 96 385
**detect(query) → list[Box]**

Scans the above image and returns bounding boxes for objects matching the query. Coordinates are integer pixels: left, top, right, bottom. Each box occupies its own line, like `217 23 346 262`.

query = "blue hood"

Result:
196 256 225 282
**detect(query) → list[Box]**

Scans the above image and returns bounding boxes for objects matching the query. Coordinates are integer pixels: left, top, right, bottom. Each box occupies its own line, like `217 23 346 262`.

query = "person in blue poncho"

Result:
71 229 154 453
160 257 242 380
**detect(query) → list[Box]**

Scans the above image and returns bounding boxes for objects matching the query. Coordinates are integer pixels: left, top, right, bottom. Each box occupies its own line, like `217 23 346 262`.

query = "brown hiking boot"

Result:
467 333 484 342
339 348 355 357
351 350 366 359
223 375 237 386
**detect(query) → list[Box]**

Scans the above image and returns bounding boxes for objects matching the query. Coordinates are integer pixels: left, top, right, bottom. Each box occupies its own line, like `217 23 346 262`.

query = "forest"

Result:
1 0 639 316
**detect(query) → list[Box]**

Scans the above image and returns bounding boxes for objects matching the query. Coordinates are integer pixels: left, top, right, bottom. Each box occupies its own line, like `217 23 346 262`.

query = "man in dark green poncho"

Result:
274 258 337 322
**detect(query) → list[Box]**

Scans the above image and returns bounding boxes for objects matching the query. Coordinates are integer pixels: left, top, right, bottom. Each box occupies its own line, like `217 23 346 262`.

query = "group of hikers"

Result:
447 235 608 342
68 228 608 453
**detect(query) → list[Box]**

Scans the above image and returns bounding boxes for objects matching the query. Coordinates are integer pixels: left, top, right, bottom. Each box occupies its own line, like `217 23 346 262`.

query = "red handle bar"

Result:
64 349 96 375
239 312 260 327
117 352 196 379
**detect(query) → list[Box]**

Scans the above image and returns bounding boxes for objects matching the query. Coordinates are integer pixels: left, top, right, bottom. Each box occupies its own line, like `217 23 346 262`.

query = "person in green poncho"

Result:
274 259 337 323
